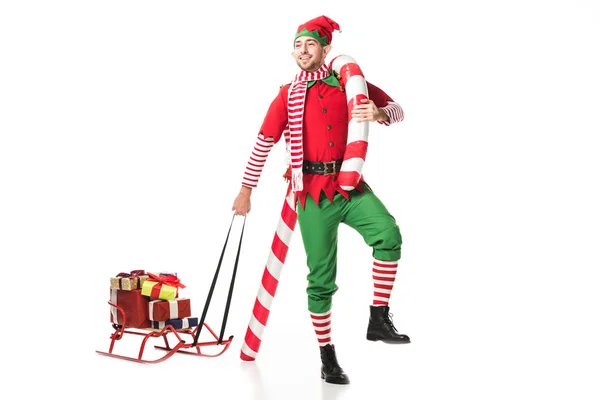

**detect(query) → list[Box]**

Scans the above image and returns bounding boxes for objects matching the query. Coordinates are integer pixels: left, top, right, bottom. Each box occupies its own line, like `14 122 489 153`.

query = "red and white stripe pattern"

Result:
379 102 404 126
330 55 370 191
240 188 298 361
287 64 331 192
242 134 275 188
311 311 332 347
372 259 398 306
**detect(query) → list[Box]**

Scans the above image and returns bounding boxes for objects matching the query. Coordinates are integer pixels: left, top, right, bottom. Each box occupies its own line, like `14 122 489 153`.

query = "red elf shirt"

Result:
249 76 399 209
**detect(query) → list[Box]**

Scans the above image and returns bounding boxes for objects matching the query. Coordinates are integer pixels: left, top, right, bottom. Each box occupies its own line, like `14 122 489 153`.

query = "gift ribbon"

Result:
147 273 186 288
115 270 147 289
116 269 146 278
149 299 188 320
153 317 198 330
147 273 186 298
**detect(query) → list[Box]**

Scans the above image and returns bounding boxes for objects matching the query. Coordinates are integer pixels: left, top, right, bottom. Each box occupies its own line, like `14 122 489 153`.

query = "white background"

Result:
2 1 599 399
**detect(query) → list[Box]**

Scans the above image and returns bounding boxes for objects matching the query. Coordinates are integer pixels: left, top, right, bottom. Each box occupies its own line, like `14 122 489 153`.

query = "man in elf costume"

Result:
232 15 410 385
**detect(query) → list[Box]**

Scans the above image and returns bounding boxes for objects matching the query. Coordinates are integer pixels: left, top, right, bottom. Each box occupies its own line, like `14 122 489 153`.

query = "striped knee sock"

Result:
310 310 332 347
372 259 398 306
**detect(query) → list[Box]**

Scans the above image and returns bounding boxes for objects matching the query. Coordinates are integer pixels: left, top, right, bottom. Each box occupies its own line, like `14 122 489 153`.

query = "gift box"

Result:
109 288 151 328
141 273 185 301
149 298 191 321
110 270 148 291
152 317 199 330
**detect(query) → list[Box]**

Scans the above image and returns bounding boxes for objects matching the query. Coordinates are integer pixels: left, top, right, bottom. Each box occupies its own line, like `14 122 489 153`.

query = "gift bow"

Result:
147 272 186 289
115 269 146 278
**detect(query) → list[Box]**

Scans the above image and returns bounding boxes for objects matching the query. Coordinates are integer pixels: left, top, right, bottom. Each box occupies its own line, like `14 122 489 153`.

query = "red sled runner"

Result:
96 216 246 363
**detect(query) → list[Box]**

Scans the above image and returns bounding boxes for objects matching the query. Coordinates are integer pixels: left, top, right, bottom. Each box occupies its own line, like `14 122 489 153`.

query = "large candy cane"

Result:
240 55 367 361
330 55 369 191
240 187 297 361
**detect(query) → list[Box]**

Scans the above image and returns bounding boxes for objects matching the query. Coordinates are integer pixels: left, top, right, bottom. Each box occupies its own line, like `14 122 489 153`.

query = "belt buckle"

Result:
323 161 336 176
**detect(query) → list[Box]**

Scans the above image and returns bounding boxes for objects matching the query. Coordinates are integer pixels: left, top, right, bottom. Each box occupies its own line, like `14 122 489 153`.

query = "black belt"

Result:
302 160 342 175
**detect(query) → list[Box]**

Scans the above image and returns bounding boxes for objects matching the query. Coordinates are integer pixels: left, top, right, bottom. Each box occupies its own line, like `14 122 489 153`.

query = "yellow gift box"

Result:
141 273 184 300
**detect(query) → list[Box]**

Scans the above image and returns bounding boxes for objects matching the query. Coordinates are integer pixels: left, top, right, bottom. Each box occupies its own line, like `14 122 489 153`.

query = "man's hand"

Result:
232 186 252 216
351 99 389 123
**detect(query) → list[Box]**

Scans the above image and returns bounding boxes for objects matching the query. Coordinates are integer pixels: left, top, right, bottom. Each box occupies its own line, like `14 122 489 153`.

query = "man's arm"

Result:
232 133 275 216
232 86 289 216
351 99 395 123
377 101 404 125
232 185 253 216
352 81 404 125
241 134 276 188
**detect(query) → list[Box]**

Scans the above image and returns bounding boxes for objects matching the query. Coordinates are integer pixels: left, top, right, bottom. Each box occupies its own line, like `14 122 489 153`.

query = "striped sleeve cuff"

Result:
377 101 404 126
241 134 274 188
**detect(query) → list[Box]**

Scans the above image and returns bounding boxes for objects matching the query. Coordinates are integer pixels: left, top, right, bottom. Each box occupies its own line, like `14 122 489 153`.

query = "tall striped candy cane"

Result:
240 55 368 361
240 187 297 361
330 55 369 191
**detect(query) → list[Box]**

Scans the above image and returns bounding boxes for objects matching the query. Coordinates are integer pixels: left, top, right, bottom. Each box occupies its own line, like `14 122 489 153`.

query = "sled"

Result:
96 301 233 363
96 215 246 364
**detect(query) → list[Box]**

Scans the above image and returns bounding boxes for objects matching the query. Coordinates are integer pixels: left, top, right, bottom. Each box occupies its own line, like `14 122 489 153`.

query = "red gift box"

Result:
109 288 151 328
149 298 192 321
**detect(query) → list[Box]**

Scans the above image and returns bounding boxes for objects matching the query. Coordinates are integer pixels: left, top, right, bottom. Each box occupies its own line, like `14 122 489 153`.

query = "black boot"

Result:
320 344 350 384
366 305 411 344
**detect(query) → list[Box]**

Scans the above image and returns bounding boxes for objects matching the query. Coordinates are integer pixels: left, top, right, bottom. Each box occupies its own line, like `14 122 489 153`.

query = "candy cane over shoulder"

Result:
330 55 369 191
240 187 297 361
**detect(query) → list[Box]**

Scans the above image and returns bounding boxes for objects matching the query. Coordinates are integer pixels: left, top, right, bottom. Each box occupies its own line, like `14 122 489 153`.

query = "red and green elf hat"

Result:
294 15 340 46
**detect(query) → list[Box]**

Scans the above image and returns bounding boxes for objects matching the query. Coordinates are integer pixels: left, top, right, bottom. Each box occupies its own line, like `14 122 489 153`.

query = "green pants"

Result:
297 186 402 314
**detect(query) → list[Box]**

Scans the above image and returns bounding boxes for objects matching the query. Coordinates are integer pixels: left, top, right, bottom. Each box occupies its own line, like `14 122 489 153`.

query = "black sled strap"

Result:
192 214 246 347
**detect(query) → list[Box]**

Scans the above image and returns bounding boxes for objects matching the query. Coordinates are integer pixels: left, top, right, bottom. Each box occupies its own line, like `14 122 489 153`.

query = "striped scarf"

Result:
286 64 331 192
